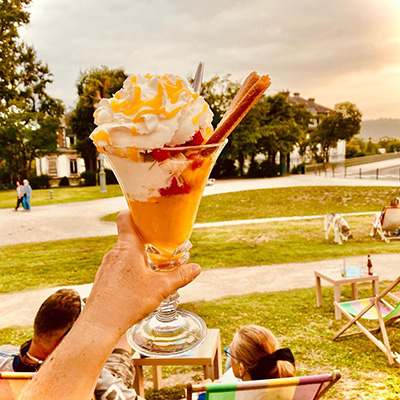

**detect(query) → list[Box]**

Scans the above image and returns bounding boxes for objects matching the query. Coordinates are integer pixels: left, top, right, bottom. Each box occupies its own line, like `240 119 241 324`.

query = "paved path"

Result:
0 253 397 330
1 173 400 329
1 175 400 246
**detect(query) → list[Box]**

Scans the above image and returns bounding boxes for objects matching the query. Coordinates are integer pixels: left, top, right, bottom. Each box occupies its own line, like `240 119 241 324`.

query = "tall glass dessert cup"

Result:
102 140 226 356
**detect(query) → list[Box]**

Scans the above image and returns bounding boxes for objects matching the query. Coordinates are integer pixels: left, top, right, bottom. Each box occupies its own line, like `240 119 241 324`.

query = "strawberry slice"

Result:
187 153 204 170
160 177 191 196
187 131 204 146
152 148 171 162
191 158 204 170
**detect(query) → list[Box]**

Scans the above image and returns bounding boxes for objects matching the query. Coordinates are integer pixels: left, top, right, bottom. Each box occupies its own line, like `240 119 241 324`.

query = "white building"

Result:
283 91 346 166
35 126 85 186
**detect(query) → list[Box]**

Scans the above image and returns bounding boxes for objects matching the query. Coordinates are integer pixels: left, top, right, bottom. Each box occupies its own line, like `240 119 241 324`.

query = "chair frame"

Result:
333 276 400 366
0 372 35 400
186 370 341 400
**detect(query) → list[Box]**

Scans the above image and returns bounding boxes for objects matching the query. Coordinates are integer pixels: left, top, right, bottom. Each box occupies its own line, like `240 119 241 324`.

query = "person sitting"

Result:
18 210 201 400
196 325 295 400
225 324 295 381
0 288 141 399
0 289 81 373
370 196 400 237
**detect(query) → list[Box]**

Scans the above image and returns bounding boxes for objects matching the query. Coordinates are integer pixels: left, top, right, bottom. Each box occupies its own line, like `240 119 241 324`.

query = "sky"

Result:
20 0 400 120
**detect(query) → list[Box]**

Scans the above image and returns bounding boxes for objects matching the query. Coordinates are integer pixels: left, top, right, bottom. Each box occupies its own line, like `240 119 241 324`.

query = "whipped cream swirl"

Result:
91 74 213 149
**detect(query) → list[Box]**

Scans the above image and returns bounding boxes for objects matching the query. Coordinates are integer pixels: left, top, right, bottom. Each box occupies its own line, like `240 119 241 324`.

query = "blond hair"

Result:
230 325 295 379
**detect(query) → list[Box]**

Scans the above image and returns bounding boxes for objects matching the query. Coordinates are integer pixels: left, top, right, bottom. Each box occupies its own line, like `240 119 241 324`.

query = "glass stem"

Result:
156 291 180 322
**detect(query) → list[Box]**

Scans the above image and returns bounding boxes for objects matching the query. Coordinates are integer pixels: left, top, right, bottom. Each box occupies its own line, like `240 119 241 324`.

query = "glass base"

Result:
127 310 207 357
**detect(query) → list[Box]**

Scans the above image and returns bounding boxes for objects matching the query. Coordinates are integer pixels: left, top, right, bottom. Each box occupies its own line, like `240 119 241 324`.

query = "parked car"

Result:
206 178 216 186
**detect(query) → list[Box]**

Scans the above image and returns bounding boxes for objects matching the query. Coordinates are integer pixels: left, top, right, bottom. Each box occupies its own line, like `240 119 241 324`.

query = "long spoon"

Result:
192 62 204 93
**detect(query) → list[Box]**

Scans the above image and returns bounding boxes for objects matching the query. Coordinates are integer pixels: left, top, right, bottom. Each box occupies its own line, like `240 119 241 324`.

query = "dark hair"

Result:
34 289 81 339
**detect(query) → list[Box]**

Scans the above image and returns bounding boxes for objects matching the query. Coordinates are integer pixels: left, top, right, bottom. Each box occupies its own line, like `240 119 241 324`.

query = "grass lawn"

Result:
101 185 400 223
1 215 399 294
0 185 122 209
1 284 398 400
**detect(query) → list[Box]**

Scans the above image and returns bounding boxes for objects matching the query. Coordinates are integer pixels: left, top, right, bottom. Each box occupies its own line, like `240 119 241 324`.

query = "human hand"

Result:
83 210 202 336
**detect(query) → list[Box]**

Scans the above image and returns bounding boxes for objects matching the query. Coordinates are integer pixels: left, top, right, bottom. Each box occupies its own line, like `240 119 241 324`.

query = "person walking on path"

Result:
22 179 32 211
14 180 24 211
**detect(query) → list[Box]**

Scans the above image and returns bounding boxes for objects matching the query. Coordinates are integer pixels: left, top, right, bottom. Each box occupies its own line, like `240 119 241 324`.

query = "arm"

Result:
19 210 201 400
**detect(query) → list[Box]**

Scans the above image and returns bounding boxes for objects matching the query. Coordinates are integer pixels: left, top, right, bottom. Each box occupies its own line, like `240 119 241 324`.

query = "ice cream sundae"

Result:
90 69 271 355
91 74 219 263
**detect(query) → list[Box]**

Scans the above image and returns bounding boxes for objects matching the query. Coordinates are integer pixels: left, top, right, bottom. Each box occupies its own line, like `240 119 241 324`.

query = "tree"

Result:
346 137 367 158
229 100 266 176
68 67 127 172
0 0 64 182
0 101 62 178
257 94 312 175
200 75 239 177
310 102 362 163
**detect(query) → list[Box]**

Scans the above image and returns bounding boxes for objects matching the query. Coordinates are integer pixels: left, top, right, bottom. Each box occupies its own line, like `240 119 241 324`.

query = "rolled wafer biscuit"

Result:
207 73 271 145
222 71 260 122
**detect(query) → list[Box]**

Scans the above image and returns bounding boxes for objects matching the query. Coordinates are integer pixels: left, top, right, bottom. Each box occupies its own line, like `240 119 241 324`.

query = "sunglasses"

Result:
224 345 240 361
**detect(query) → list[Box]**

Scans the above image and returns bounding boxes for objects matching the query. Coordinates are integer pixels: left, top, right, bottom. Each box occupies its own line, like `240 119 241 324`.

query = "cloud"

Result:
20 0 400 118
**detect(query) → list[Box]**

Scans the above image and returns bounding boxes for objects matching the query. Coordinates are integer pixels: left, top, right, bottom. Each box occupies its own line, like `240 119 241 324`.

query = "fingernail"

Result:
191 264 202 277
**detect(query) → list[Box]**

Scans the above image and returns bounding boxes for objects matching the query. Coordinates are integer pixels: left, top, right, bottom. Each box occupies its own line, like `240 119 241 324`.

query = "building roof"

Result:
282 91 332 115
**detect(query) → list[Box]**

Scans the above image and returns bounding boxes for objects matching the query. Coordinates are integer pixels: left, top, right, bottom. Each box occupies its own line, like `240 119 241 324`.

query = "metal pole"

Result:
344 166 347 178
99 154 107 193
376 169 379 180
332 165 335 177
359 168 361 179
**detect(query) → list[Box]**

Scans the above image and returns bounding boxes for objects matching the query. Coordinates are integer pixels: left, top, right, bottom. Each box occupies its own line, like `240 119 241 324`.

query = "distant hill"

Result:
360 118 400 141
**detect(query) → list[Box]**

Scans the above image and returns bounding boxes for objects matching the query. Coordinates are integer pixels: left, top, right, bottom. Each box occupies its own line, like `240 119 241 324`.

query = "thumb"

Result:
116 210 143 249
164 263 202 293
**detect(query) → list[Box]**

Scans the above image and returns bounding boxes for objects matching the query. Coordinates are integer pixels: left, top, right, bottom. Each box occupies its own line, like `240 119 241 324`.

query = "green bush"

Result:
0 169 13 190
80 171 96 186
145 385 185 400
59 176 70 186
290 163 306 174
212 158 237 178
248 160 280 178
105 169 118 185
30 175 50 189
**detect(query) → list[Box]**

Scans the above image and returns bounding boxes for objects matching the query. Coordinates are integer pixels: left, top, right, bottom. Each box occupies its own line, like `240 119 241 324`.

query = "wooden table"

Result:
315 270 379 320
132 329 222 397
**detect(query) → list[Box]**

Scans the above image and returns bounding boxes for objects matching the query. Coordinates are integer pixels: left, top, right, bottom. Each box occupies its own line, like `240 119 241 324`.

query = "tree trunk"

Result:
238 151 244 176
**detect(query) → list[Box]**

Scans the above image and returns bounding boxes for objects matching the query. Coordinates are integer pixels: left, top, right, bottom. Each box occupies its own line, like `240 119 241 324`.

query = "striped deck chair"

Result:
186 370 341 400
0 372 35 400
388 290 400 302
375 206 400 242
333 276 400 365
0 371 97 400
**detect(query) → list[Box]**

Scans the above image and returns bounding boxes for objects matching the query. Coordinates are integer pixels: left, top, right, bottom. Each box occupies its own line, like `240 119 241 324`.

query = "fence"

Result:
308 164 400 181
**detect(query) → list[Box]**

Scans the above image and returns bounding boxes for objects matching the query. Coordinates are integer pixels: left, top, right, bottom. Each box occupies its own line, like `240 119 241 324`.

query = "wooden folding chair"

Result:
333 276 400 365
186 370 341 400
0 372 35 400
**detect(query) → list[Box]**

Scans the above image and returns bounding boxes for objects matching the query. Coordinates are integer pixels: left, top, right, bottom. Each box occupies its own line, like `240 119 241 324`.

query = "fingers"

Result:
163 263 202 293
116 210 143 249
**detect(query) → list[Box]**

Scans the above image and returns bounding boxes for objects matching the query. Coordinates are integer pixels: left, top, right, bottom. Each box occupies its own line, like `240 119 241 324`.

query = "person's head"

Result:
228 325 295 381
23 179 29 185
16 181 20 186
390 197 400 207
33 289 82 357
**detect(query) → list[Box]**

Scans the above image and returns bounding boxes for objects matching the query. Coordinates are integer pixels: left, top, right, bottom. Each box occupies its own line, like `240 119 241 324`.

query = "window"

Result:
70 159 78 175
